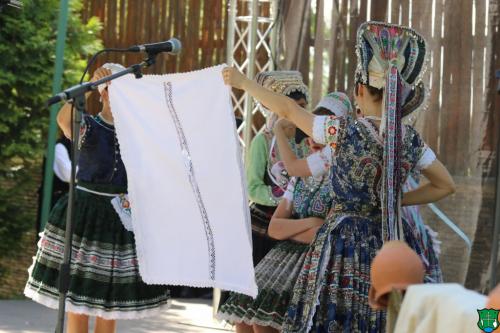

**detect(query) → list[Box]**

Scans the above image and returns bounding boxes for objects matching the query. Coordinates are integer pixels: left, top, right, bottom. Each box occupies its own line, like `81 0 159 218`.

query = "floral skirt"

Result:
24 183 170 320
217 204 278 312
402 204 443 283
218 240 309 330
282 214 430 333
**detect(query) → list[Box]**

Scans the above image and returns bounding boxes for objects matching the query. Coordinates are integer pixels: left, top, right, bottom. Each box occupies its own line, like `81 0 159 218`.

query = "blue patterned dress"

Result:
217 172 333 330
282 116 436 332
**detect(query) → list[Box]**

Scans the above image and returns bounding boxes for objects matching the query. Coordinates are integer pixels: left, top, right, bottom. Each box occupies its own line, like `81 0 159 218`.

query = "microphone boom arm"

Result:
47 55 156 107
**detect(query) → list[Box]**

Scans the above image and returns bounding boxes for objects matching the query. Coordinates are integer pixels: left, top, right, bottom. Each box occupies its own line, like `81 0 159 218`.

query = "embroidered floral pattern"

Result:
323 116 342 149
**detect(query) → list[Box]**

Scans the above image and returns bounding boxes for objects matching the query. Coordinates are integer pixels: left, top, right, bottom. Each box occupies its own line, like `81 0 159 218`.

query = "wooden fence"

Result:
81 0 229 74
288 0 497 177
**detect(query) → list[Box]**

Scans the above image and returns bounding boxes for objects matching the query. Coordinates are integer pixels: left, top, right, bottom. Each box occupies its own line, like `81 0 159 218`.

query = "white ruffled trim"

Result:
312 116 328 145
25 232 171 321
24 287 171 320
425 225 442 258
283 177 297 209
215 312 283 330
416 146 436 171
110 195 134 232
306 146 332 179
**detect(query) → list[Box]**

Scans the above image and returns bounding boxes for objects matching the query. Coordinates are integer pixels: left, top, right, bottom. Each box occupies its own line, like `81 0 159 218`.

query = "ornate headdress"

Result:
255 70 309 99
355 22 429 241
254 71 309 132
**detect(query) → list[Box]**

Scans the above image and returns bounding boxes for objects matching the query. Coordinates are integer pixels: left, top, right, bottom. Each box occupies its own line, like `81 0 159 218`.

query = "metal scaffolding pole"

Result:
216 1 279 314
226 0 279 156
243 0 260 151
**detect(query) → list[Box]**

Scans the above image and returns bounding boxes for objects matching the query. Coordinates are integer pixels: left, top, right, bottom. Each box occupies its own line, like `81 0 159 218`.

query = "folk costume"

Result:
247 71 310 266
282 22 437 332
218 93 352 330
25 64 170 320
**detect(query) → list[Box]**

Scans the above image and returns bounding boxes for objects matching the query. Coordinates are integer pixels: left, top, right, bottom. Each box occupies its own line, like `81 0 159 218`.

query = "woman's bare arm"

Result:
222 67 314 137
402 159 456 206
289 226 322 244
274 121 312 177
268 200 323 240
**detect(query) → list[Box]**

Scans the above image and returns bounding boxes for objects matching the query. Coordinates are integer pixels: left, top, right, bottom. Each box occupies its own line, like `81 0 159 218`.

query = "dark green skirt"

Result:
24 183 170 320
217 240 308 330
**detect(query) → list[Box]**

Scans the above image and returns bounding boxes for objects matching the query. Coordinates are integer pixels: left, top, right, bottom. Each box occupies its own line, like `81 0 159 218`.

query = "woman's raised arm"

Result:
222 66 314 137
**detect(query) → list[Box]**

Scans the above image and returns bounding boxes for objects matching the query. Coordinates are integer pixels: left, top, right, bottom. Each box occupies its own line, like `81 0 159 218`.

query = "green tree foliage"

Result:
0 0 102 255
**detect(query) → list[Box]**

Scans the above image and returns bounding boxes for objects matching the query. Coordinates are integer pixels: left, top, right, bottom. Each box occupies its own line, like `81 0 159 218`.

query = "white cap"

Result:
97 63 126 94
315 92 353 117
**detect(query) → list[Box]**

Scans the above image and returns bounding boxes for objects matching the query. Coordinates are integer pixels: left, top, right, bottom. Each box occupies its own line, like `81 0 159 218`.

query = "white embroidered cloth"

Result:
108 65 257 297
393 283 485 333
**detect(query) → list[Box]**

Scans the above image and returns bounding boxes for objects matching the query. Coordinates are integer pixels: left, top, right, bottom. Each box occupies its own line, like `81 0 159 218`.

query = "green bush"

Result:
0 0 102 255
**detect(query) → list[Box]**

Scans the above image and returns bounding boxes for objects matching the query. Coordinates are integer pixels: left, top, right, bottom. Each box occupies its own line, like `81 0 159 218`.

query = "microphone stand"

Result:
50 53 159 333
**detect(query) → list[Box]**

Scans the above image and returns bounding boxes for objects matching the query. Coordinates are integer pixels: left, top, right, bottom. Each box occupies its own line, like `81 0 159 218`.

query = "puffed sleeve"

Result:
53 143 71 182
406 125 437 172
415 145 437 171
283 177 297 204
312 115 343 150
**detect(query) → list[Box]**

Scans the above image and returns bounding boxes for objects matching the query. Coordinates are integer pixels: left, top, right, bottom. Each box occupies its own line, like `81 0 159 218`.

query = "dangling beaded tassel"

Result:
395 74 404 240
382 64 404 242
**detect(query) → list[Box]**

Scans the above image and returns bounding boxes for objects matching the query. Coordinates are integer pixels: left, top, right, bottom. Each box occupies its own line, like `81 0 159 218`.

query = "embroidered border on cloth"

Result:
162 82 216 281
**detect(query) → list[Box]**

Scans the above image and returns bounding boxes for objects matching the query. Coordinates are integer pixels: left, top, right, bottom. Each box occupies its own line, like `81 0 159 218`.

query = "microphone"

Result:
127 38 182 55
46 93 68 107
0 0 23 10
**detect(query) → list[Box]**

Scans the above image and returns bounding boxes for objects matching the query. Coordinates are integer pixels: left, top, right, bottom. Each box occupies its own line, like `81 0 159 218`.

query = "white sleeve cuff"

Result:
283 177 297 210
306 146 332 178
416 146 437 171
312 116 328 144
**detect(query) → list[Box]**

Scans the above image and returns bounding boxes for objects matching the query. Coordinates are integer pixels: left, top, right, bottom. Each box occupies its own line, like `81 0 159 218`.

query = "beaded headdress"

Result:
355 22 429 241
255 71 309 132
255 70 309 100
